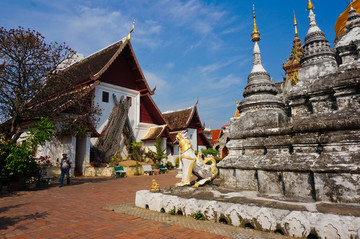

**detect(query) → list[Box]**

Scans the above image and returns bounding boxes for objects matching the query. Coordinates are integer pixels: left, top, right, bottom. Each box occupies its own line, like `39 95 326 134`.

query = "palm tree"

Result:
145 137 167 167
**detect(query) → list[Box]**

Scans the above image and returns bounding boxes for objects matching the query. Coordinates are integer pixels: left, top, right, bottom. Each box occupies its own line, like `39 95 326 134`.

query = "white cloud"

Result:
24 3 164 53
166 62 175 69
220 25 248 35
152 0 226 36
44 6 131 55
131 19 164 49
208 74 242 89
143 70 168 93
198 57 239 74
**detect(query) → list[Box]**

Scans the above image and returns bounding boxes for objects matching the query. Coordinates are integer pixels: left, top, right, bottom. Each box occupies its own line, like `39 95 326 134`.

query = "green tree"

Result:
201 148 222 163
0 27 74 142
145 137 167 166
0 27 101 143
127 141 145 175
27 117 56 152
201 148 219 157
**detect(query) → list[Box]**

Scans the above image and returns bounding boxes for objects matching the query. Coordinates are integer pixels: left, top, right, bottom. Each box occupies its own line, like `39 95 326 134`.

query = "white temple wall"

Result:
166 144 180 166
37 135 76 176
187 128 197 151
93 82 139 136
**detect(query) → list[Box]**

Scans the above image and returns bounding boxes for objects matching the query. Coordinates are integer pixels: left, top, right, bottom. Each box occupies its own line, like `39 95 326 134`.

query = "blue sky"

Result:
0 0 351 129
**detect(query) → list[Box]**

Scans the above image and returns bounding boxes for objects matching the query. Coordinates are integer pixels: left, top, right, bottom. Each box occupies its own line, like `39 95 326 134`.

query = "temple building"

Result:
162 104 213 165
3 26 209 176
25 29 174 176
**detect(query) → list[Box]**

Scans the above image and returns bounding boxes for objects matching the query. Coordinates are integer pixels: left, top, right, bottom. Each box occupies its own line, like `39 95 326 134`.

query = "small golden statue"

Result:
151 179 160 192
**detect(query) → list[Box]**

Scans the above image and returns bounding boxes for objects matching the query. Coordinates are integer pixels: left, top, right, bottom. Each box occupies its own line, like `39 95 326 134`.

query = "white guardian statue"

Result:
175 130 218 187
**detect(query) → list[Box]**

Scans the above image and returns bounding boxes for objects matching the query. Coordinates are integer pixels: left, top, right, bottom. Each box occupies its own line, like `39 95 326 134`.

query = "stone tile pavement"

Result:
0 170 292 239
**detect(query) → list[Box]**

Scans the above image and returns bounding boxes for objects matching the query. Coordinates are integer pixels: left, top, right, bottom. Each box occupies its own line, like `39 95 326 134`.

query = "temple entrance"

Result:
221 146 228 159
75 136 87 177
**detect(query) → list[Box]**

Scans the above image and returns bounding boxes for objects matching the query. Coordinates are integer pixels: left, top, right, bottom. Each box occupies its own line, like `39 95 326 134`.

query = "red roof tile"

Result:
211 129 221 145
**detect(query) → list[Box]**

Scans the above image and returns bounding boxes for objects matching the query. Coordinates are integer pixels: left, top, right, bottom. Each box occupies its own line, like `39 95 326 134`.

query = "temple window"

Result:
127 96 132 107
102 91 109 103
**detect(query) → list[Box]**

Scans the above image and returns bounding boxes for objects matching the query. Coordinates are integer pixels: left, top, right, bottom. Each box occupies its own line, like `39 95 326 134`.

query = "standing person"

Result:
60 153 71 187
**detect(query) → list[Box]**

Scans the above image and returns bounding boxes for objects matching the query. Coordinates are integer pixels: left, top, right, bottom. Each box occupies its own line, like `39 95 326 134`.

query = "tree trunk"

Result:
9 114 22 143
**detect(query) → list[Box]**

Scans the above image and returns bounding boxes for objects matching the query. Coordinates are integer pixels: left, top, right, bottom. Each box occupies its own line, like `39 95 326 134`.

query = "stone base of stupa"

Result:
135 185 360 238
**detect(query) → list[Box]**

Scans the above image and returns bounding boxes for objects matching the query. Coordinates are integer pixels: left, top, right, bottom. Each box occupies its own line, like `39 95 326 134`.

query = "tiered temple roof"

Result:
162 105 212 147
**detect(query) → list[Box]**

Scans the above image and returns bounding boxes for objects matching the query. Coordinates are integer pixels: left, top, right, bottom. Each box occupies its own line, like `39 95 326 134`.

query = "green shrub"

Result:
168 209 176 215
201 148 219 157
109 155 120 166
1 140 39 181
166 161 173 168
174 157 179 167
201 148 222 163
0 117 55 182
193 212 206 220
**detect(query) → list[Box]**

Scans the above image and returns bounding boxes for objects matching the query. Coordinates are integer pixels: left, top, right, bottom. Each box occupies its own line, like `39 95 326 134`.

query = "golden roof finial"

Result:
251 4 261 42
307 0 315 12
126 19 135 42
294 11 299 37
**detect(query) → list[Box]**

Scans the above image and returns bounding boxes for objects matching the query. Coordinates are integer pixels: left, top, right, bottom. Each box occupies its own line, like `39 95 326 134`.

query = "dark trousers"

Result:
60 168 70 186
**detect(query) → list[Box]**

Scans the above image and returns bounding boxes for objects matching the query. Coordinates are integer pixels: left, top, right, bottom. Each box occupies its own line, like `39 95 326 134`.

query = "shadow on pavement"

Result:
0 211 48 230
0 177 116 196
0 203 29 214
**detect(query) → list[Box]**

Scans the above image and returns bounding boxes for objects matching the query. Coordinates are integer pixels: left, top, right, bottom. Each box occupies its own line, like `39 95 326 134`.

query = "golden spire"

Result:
251 4 260 42
307 0 314 12
126 19 135 42
294 11 299 37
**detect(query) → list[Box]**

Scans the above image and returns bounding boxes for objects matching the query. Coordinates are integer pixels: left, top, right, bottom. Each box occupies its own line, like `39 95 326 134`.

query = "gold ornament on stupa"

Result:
307 0 315 12
251 5 260 42
282 12 303 87
294 11 299 38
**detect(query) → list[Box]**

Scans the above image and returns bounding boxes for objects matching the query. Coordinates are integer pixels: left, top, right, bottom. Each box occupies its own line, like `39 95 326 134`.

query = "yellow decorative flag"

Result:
334 0 360 41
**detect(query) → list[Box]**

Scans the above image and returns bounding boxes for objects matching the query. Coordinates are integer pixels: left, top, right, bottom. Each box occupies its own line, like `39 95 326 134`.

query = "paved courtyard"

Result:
0 170 291 239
